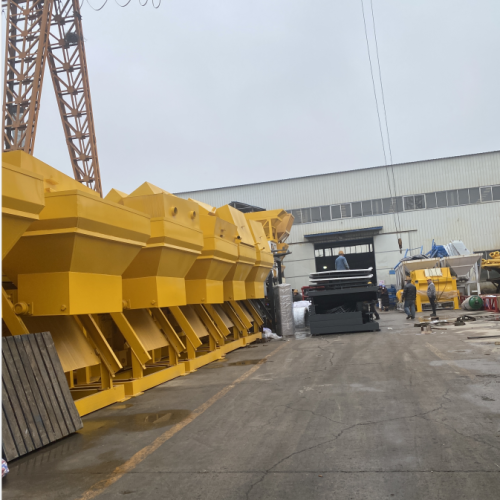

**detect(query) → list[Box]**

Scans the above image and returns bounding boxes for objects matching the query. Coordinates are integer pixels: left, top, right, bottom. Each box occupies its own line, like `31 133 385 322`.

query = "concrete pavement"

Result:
3 310 500 499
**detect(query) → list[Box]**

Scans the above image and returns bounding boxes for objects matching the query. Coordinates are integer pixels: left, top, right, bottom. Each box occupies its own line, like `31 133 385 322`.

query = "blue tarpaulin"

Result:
426 240 449 259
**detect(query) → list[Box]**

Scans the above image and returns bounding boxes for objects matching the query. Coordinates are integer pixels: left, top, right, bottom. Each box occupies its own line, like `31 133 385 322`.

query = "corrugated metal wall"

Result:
176 151 500 211
176 151 500 289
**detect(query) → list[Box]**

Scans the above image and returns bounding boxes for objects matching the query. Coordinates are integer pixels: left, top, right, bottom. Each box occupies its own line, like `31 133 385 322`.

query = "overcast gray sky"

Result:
33 0 500 196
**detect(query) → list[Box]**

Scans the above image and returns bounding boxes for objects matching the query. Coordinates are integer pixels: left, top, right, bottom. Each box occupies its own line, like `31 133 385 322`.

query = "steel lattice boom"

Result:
2 0 103 195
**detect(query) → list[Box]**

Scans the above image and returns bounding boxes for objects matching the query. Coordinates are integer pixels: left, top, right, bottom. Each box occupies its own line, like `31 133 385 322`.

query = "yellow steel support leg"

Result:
222 302 247 337
168 345 179 366
2 288 29 336
110 312 151 366
151 308 186 355
204 304 230 338
193 304 225 346
77 314 122 375
230 300 253 330
243 300 264 333
76 367 91 385
66 371 75 388
169 306 202 350
131 352 144 380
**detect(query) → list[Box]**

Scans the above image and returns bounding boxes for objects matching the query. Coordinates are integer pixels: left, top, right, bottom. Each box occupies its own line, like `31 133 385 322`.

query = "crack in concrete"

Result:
244 404 446 499
417 415 500 453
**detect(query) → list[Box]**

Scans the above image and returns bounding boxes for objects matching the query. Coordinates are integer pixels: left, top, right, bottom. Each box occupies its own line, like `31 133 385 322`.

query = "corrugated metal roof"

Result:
175 150 500 195
175 151 500 211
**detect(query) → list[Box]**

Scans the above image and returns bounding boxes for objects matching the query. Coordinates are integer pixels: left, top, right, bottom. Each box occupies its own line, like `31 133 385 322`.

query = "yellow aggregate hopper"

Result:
245 209 294 279
101 183 214 394
2 160 45 260
119 183 204 308
245 209 294 245
2 154 46 337
245 219 274 300
185 200 238 305
2 152 151 415
216 205 257 301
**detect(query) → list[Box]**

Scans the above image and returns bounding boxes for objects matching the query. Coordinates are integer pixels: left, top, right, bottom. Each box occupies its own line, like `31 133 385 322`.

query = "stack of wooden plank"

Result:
2 332 83 462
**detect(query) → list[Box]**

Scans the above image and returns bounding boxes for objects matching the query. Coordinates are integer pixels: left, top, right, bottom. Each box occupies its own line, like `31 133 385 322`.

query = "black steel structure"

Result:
304 269 380 335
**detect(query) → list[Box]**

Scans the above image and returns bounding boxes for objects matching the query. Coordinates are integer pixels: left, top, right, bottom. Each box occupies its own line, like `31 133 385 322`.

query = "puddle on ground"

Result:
228 359 269 366
109 403 134 410
79 409 192 435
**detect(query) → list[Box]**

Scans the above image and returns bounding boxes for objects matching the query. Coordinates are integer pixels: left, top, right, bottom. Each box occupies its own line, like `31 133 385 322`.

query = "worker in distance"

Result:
401 277 417 320
427 278 437 317
335 250 349 270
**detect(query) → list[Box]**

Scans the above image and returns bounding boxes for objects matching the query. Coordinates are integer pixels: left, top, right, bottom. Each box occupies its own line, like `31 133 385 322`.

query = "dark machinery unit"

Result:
305 268 380 335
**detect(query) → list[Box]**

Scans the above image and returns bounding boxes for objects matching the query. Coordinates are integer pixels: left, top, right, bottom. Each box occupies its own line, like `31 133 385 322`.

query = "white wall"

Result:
374 232 411 286
283 241 315 291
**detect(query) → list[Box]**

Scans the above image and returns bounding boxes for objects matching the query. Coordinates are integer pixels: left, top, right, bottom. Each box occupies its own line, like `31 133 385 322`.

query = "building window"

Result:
362 200 372 216
447 190 459 206
352 202 362 217
425 193 437 209
404 196 415 211
314 249 324 257
436 191 447 207
311 206 321 222
493 185 500 201
320 205 331 220
372 199 383 214
481 186 493 202
395 197 403 212
382 198 393 213
324 248 332 257
331 205 341 219
291 209 302 224
302 208 311 223
469 187 480 204
415 194 425 209
458 188 469 205
341 204 351 218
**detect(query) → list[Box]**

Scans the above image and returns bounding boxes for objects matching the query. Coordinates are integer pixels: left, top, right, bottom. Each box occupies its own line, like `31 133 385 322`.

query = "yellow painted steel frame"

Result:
7 313 128 416
2 153 152 415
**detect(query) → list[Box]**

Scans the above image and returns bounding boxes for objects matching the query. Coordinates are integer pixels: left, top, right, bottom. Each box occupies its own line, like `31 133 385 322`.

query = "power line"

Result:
360 0 388 166
370 0 392 165
369 0 402 238
360 0 400 238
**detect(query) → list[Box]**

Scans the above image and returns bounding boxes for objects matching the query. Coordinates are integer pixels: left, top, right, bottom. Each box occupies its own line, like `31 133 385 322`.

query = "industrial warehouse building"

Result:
176 151 500 291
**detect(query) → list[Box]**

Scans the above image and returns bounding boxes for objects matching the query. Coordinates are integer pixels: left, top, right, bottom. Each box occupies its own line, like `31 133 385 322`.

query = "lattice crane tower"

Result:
2 0 102 195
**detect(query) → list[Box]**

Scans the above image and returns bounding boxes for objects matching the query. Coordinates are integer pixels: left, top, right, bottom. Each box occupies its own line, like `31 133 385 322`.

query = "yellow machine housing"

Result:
2 152 151 415
112 182 204 309
245 209 294 244
2 161 45 259
216 205 257 301
184 200 238 304
245 219 274 299
4 187 150 316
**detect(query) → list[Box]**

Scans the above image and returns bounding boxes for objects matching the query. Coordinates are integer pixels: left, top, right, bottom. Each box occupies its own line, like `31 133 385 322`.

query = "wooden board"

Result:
2 332 83 462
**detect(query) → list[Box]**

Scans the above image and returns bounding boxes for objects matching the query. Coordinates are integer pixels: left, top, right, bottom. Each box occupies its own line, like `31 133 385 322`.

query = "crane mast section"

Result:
48 0 102 195
3 0 53 155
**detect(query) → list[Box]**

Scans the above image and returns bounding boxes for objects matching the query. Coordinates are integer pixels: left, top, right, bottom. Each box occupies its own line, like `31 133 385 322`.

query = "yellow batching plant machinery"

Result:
2 151 151 415
2 152 293 415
